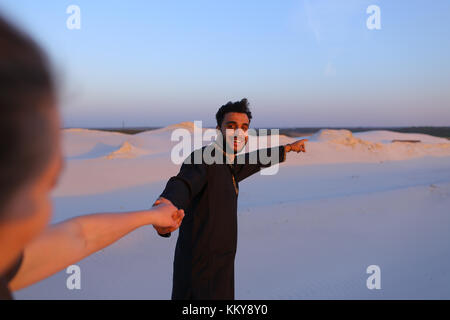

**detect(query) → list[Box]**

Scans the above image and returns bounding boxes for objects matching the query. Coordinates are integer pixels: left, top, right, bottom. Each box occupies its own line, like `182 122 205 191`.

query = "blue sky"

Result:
1 0 449 127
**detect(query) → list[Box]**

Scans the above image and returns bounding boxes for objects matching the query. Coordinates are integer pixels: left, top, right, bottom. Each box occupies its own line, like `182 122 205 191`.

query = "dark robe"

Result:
159 143 286 300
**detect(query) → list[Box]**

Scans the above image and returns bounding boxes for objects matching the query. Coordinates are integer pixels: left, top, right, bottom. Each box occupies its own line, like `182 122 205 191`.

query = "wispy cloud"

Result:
302 0 365 77
324 61 337 77
303 0 322 44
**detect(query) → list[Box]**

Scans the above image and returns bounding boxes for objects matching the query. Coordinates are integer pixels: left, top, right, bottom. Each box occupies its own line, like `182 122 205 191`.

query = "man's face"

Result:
217 112 250 154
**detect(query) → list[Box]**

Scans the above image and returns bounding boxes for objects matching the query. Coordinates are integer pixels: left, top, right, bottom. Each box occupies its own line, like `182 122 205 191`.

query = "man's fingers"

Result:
169 209 184 229
153 196 172 207
172 209 184 218
154 225 169 234
175 210 184 224
152 199 161 207
299 141 306 152
158 197 171 205
301 140 307 150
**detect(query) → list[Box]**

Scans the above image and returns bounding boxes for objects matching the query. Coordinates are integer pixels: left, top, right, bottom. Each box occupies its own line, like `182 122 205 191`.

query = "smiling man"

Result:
154 98 308 300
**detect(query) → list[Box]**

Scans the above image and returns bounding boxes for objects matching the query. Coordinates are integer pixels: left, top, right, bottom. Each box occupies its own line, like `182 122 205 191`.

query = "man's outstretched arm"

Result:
235 139 308 182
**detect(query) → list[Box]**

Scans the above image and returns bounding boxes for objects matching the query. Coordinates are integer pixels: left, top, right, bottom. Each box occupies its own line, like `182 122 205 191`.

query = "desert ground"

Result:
15 122 450 299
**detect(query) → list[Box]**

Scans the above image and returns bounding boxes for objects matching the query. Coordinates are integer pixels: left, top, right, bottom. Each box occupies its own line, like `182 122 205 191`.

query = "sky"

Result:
1 0 449 128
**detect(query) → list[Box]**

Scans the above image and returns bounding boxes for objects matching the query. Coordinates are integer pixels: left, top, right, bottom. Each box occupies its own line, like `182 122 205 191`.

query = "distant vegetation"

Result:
87 127 161 135
84 126 450 139
276 127 450 139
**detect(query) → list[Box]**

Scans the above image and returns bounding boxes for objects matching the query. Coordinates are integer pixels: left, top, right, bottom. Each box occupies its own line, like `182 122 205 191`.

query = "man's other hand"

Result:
286 139 308 153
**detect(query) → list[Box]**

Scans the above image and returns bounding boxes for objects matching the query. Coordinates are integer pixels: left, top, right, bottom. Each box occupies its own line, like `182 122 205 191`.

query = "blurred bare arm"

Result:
9 202 184 291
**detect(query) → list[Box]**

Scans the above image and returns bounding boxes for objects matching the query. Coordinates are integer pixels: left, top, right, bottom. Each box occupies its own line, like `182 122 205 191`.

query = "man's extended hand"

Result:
152 197 182 235
151 197 184 231
285 139 308 153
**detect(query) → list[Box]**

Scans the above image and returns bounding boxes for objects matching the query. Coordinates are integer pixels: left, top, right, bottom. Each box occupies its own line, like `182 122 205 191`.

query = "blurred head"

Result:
215 98 252 154
0 16 62 272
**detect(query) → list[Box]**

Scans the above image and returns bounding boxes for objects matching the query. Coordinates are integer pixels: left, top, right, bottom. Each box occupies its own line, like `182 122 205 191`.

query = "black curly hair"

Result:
215 98 252 127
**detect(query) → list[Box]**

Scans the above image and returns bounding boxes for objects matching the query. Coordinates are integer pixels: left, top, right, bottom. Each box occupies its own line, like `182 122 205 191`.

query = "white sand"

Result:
15 123 450 299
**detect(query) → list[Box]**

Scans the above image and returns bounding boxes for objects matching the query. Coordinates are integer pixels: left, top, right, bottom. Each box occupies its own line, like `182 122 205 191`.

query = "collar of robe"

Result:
212 140 239 196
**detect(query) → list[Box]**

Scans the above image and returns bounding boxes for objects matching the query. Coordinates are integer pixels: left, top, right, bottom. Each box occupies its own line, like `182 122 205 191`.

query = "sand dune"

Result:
15 122 450 299
105 141 150 159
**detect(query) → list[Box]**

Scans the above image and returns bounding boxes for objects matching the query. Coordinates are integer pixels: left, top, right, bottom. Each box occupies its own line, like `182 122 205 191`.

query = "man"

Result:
154 99 307 299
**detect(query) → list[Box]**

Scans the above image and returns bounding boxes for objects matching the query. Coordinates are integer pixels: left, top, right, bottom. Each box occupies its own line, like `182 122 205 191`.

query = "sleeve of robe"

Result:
234 145 286 182
157 158 208 237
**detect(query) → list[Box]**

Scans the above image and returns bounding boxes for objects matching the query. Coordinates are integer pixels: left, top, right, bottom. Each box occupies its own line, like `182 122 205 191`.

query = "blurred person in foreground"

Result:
0 16 184 300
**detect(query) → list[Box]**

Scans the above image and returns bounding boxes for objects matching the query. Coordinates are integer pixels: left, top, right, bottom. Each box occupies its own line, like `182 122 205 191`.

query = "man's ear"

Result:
216 125 223 135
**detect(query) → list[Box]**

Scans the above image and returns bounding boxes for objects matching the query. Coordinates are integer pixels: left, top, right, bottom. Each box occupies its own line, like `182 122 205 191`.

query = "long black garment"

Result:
159 144 286 300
